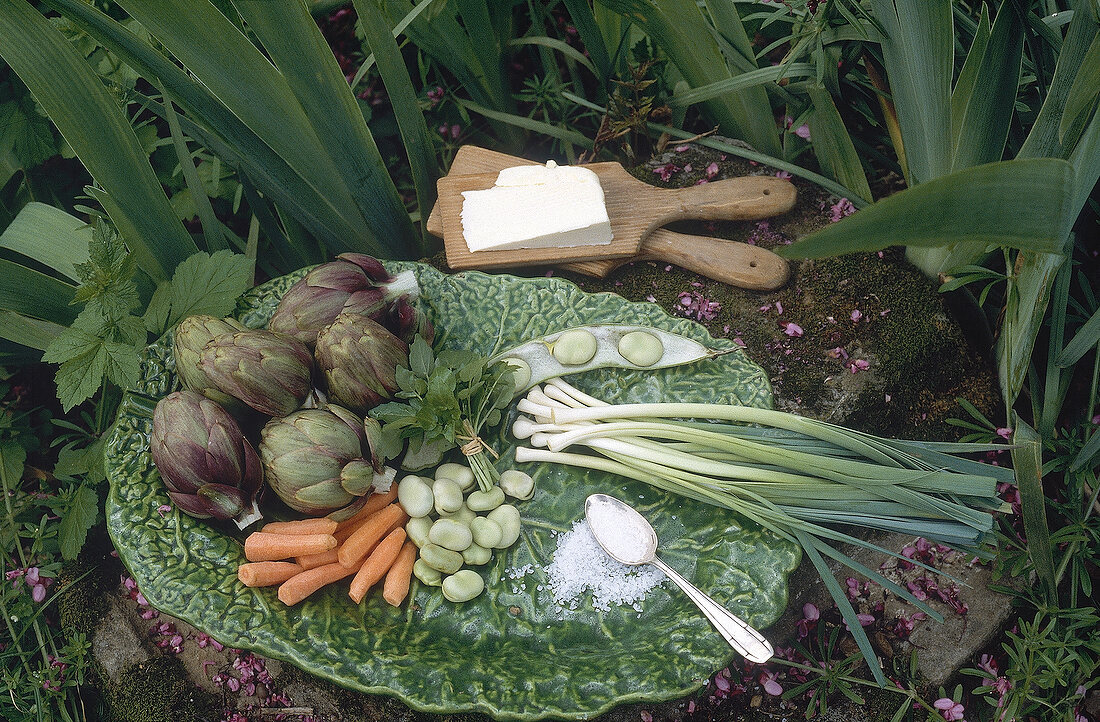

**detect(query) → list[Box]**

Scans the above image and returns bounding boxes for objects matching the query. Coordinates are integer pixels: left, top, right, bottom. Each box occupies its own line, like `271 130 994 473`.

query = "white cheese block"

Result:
460 160 614 252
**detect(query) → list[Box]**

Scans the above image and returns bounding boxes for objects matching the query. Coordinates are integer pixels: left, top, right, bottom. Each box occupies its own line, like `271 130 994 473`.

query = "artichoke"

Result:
260 407 379 514
172 315 248 411
197 329 313 417
268 253 420 346
314 313 408 415
151 391 263 528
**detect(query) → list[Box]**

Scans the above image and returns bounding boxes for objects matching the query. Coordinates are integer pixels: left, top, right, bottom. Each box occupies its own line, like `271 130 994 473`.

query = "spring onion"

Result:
512 378 1010 685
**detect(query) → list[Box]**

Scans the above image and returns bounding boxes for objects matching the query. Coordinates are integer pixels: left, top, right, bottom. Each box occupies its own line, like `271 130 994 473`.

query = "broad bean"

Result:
498 469 534 500
470 516 503 548
487 504 521 548
461 542 492 566
435 463 476 492
552 328 598 365
466 486 505 512
405 517 433 547
442 569 485 602
419 543 464 574
429 518 473 552
413 558 442 586
397 475 434 518
438 503 476 526
433 477 464 514
617 330 664 367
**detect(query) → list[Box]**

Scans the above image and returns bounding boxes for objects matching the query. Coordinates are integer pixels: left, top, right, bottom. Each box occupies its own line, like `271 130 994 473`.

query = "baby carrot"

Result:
338 503 407 568
277 562 357 606
261 518 338 536
349 528 406 604
334 486 398 535
244 532 336 562
295 548 340 570
237 561 303 587
381 541 417 607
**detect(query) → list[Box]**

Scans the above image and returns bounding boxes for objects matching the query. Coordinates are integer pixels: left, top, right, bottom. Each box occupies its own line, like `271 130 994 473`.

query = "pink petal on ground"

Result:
782 322 803 337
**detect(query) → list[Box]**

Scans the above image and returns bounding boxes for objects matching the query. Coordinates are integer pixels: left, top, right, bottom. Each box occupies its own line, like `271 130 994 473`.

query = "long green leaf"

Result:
351 0 443 86
229 0 420 258
161 93 227 252
950 6 990 144
0 310 66 352
0 202 90 282
782 159 1075 259
1059 32 1100 140
458 100 595 149
595 0 781 156
353 0 439 253
998 251 1066 408
1040 244 1074 438
0 258 78 324
1010 418 1056 601
807 85 873 203
669 63 816 108
45 0 368 263
1057 307 1100 367
952 4 1023 170
1020 2 1099 159
563 0 613 85
0 0 197 280
870 0 954 184
508 36 598 77
113 0 405 259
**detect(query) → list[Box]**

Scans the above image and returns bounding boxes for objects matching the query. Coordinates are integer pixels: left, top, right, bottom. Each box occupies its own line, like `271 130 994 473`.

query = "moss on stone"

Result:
104 657 220 722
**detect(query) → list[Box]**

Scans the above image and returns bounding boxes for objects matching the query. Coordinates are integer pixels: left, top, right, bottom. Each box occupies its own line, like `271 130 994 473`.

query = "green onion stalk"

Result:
512 379 1012 685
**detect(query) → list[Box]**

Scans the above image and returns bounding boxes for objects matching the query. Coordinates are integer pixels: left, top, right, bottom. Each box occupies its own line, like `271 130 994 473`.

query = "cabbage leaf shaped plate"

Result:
105 263 800 720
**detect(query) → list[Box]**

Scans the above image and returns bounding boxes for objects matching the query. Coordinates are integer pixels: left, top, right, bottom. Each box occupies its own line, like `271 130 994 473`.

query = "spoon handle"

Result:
651 556 774 664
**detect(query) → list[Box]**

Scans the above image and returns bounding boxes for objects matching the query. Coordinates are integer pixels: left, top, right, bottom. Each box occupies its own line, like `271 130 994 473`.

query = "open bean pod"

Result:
490 324 732 395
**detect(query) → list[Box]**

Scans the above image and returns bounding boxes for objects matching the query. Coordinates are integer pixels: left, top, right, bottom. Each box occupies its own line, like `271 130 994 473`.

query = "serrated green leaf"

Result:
59 483 98 560
143 281 173 335
0 97 58 167
167 250 253 327
41 324 101 365
54 342 107 411
102 339 141 390
0 440 27 491
395 365 418 394
71 220 140 321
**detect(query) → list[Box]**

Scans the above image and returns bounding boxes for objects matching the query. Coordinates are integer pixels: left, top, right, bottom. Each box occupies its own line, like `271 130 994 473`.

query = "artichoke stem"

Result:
233 498 263 530
383 269 420 302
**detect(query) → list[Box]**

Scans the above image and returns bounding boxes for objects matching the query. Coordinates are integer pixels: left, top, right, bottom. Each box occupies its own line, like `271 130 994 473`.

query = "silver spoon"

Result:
584 493 774 663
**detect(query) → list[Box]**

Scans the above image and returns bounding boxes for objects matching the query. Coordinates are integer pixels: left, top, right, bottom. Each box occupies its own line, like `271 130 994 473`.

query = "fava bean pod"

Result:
491 324 733 395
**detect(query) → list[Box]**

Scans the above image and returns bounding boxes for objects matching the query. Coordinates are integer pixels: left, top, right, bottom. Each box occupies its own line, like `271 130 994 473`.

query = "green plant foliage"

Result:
781 158 1075 259
0 0 197 281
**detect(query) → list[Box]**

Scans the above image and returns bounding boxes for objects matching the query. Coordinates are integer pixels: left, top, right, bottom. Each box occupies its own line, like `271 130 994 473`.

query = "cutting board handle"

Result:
654 175 797 222
638 231 789 290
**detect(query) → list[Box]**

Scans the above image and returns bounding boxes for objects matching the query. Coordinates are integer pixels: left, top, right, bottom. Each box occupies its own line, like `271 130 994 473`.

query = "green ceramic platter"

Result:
104 263 800 720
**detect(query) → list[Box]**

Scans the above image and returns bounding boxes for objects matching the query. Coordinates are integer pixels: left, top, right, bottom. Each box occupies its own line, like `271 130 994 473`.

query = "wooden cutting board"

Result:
427 146 793 290
434 148 795 285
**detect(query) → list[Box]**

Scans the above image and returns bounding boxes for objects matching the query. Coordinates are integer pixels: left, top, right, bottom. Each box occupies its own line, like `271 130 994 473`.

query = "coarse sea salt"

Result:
545 520 665 613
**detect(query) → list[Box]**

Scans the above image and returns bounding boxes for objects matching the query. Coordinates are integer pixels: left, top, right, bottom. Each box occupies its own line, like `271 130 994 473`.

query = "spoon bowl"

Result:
585 493 775 664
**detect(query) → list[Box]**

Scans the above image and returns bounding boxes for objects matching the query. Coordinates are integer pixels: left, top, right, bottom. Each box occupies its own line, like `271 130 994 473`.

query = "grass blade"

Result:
807 85 873 203
669 63 816 108
458 100 594 148
951 3 1023 170
161 93 228 252
353 0 439 252
0 0 197 280
1010 417 1056 601
998 251 1067 407
783 159 1074 259
1040 245 1074 437
0 202 90 282
229 0 421 258
1057 306 1100 367
563 0 612 86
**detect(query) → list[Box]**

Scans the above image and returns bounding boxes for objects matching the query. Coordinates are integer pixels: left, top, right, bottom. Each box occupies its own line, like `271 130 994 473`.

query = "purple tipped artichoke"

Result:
259 408 376 515
268 254 420 346
197 329 313 417
151 391 263 528
172 315 248 411
315 313 408 415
